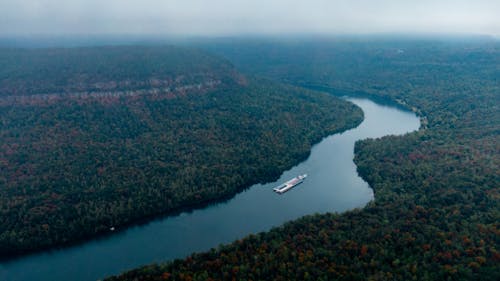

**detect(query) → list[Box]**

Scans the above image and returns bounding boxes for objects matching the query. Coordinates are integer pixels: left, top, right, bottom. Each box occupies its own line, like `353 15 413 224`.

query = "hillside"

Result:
108 39 499 280
0 46 363 256
0 46 243 98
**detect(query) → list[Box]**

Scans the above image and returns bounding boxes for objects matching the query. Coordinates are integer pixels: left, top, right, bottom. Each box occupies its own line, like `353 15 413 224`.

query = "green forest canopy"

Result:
108 38 499 280
0 46 363 256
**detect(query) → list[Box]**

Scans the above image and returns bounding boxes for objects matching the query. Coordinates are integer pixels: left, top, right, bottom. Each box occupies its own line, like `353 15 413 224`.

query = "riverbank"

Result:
114 38 499 280
0 46 363 258
0 97 420 281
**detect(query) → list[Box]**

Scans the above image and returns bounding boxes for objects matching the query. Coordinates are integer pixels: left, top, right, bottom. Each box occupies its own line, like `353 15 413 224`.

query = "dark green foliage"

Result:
108 39 499 280
0 45 240 96
0 46 362 256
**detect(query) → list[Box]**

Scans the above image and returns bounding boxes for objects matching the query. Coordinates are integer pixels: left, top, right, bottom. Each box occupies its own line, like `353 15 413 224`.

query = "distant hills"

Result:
0 46 245 103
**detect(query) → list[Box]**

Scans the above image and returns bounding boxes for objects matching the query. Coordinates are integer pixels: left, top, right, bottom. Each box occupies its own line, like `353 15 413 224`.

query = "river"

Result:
0 97 420 281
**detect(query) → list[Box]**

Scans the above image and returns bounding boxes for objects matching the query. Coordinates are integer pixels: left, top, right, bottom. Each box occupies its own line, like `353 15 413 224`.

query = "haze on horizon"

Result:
1 0 499 37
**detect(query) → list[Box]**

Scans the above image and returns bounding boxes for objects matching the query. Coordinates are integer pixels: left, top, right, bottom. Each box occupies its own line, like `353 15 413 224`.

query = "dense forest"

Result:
0 46 244 97
109 39 499 280
0 46 363 256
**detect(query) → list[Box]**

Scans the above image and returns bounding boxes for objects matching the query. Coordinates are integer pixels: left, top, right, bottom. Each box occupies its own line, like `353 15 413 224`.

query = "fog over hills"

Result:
1 0 499 37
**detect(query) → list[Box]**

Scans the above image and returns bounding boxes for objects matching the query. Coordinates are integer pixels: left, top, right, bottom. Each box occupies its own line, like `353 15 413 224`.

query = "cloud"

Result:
1 0 499 36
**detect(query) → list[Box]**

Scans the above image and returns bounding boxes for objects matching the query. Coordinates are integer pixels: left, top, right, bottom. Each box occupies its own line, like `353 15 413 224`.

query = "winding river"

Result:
0 97 420 281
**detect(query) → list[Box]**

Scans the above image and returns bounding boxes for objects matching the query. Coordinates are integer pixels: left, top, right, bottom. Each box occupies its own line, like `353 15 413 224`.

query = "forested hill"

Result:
109 39 499 280
0 46 244 102
0 46 363 256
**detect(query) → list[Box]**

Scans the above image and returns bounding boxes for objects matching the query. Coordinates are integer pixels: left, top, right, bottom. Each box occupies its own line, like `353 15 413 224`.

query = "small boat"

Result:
273 174 308 194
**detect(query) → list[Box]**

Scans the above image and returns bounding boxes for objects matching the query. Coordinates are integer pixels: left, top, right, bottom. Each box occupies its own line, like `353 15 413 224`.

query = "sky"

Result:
1 0 499 37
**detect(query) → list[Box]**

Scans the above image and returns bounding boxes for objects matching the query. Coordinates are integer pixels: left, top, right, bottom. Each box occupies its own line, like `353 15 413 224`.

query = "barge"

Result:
273 174 308 194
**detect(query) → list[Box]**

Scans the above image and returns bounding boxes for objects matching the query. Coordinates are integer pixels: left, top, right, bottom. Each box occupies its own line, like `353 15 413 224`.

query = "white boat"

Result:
273 174 308 194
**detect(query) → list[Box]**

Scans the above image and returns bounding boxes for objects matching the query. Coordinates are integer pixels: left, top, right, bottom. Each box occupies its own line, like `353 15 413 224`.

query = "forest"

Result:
0 46 363 256
108 38 499 280
0 45 243 97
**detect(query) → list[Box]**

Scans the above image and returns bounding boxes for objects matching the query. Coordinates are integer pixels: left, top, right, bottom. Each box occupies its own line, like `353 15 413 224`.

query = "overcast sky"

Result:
1 0 499 37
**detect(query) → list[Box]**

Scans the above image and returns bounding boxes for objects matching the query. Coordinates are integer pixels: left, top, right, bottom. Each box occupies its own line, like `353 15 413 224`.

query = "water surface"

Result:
0 98 420 281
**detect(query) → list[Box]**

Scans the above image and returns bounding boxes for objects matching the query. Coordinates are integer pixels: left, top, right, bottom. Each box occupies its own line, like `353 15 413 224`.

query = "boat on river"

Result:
273 174 308 194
